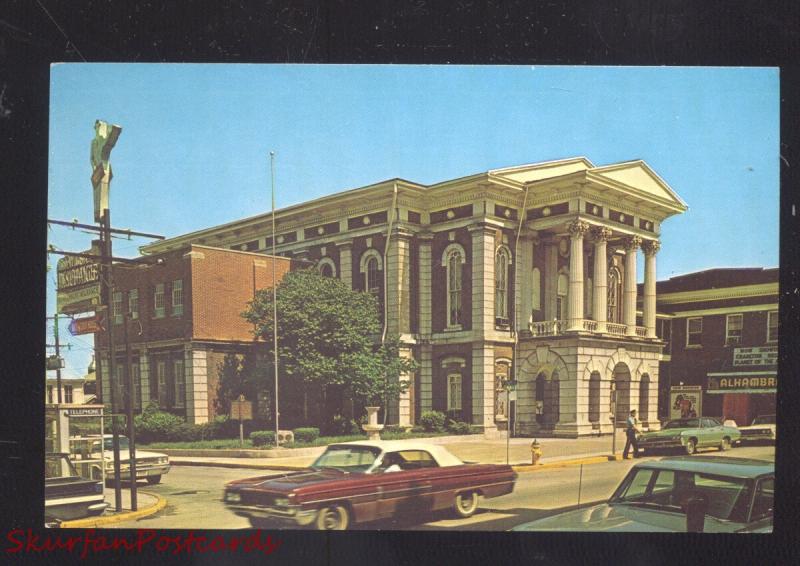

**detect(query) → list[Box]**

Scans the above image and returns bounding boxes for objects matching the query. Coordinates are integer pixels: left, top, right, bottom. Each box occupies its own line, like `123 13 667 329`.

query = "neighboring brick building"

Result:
650 268 778 426
141 157 688 436
95 245 294 424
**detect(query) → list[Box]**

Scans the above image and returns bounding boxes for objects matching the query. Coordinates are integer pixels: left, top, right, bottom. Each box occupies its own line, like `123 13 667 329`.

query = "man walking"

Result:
623 409 640 459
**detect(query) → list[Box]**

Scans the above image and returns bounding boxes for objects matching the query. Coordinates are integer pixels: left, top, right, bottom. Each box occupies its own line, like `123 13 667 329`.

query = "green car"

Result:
637 417 741 455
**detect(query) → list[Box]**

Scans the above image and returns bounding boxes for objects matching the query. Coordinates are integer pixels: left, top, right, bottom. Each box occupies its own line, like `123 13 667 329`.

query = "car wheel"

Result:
454 491 479 518
315 504 350 530
719 437 732 451
684 439 697 455
145 475 162 485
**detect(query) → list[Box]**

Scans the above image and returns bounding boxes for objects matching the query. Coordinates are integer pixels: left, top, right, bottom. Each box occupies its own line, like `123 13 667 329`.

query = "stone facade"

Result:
141 157 687 435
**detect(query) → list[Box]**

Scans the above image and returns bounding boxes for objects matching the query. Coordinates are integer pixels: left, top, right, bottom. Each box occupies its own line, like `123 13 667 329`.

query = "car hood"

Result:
512 503 738 532
226 469 352 492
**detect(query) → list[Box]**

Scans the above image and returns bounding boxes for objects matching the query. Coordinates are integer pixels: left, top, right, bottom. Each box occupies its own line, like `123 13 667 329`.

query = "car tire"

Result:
454 491 480 518
146 475 162 485
685 439 697 455
315 504 350 530
719 437 732 451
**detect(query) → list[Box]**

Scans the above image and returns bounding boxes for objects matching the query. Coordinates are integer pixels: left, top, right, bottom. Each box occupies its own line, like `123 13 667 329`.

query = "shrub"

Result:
250 430 276 447
134 404 186 443
326 414 360 436
410 425 425 433
446 420 472 435
419 411 447 432
293 427 320 444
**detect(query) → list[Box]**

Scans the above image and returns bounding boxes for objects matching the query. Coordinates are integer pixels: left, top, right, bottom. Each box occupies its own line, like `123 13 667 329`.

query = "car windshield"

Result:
610 467 753 522
45 455 79 479
752 416 775 425
664 419 700 429
311 445 381 472
102 437 130 451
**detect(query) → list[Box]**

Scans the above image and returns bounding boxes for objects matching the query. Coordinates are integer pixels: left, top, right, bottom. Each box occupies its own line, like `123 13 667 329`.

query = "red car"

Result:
223 440 517 530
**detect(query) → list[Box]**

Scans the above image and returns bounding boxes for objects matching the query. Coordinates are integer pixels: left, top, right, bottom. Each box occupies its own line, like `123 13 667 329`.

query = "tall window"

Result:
366 257 380 296
172 279 183 316
726 314 743 345
132 363 141 409
767 310 778 342
447 373 462 411
607 266 621 322
112 291 123 325
154 283 165 318
495 247 510 323
686 317 703 347
157 360 167 407
556 273 568 321
639 375 650 423
129 288 139 320
531 267 541 312
115 365 124 407
173 359 185 407
320 263 333 277
64 385 73 404
447 250 463 327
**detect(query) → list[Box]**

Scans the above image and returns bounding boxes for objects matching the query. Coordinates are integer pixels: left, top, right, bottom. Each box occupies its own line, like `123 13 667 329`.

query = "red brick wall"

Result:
189 246 293 342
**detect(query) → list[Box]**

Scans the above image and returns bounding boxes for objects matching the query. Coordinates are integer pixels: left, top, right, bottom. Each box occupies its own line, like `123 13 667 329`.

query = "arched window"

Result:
359 249 383 296
548 370 560 424
442 243 466 328
588 371 601 424
639 374 650 423
495 246 511 324
317 257 336 278
608 266 621 323
447 373 462 411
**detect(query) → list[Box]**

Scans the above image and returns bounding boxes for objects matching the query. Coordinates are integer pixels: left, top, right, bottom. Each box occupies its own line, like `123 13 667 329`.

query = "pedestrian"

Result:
623 409 640 459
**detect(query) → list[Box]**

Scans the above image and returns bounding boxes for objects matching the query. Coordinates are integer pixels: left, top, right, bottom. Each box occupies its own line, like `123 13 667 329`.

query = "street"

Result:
113 444 774 531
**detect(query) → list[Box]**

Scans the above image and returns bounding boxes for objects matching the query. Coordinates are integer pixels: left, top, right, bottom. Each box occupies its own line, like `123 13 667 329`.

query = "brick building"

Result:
95 245 294 424
141 157 687 436
652 268 778 426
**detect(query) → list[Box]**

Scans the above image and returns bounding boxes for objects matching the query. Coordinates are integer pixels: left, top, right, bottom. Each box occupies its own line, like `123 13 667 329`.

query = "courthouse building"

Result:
140 157 687 436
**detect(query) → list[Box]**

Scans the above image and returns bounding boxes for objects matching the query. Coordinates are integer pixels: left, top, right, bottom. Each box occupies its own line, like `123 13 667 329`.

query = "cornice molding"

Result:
657 283 779 305
667 303 778 317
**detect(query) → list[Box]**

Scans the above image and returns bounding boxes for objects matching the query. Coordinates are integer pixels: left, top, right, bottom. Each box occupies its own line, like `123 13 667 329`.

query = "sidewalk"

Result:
58 488 165 528
167 429 632 471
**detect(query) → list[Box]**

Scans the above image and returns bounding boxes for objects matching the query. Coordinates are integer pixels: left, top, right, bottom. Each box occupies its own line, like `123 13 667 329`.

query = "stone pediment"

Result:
589 161 688 212
489 157 594 184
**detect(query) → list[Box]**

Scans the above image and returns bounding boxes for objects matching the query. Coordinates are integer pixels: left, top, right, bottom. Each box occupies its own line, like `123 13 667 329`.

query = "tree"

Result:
214 351 274 423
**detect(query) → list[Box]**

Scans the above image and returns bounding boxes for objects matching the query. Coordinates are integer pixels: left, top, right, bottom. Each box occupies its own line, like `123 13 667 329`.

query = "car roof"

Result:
634 456 773 479
331 440 464 466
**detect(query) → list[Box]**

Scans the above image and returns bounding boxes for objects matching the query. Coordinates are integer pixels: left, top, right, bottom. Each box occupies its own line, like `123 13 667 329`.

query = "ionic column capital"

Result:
591 226 613 243
642 239 661 256
623 235 642 251
567 219 591 239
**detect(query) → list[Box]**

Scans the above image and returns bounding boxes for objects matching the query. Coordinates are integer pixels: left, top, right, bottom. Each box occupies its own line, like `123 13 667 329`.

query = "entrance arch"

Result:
588 371 601 425
611 362 631 426
639 374 651 424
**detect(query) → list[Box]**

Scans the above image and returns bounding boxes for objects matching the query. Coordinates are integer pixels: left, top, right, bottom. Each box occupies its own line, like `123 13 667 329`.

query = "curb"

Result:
512 455 616 473
59 491 166 528
171 460 307 471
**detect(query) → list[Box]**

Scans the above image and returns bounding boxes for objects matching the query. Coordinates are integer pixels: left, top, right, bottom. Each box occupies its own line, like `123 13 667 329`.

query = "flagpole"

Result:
270 151 279 446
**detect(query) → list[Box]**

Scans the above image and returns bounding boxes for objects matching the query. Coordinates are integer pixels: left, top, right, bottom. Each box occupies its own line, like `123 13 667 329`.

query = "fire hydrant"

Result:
531 439 542 465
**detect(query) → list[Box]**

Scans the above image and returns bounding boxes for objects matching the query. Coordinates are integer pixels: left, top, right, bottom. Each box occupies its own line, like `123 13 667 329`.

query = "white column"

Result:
567 220 589 331
516 234 534 332
623 236 642 336
337 242 353 289
592 226 612 333
185 347 208 424
470 224 496 334
642 240 660 339
472 344 496 432
386 230 413 336
418 233 433 415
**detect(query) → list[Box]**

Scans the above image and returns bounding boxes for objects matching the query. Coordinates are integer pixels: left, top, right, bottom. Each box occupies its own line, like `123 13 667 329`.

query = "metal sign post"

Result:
231 395 253 447
503 380 517 465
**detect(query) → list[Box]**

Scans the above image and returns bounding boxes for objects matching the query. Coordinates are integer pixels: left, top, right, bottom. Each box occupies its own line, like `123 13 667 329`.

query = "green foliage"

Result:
214 353 273 424
446 419 472 435
292 427 320 443
134 403 186 443
419 410 447 432
243 269 417 423
326 414 360 436
249 430 276 447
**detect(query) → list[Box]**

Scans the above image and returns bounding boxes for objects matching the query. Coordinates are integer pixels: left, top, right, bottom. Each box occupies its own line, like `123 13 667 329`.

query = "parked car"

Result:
70 435 170 485
223 440 517 530
512 456 773 532
737 415 776 444
637 417 740 455
45 453 108 523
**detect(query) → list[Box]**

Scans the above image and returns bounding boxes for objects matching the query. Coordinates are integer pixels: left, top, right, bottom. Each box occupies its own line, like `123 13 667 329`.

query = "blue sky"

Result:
47 64 779 378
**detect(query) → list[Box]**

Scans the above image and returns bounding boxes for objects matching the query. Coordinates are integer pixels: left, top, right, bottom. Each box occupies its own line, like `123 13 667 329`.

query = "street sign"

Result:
66 406 103 417
230 399 253 421
68 314 105 335
56 241 102 314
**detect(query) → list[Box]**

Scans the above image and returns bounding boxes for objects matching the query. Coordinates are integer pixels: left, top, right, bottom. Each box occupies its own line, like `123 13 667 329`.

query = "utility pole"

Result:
54 312 63 404
270 151 280 446
123 309 137 510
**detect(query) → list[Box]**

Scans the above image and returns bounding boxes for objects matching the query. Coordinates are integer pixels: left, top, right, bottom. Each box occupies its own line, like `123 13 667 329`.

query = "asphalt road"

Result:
114 444 775 531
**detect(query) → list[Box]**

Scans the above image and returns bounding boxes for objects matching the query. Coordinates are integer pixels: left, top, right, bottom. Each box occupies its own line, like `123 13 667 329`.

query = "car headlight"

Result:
158 457 168 464
226 491 241 503
274 497 289 507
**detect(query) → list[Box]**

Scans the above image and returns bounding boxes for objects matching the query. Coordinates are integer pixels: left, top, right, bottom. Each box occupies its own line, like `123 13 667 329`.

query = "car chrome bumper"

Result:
226 503 318 526
108 464 170 480
638 439 684 449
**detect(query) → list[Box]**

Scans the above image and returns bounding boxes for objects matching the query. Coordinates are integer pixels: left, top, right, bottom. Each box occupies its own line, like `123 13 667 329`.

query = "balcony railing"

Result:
528 319 650 339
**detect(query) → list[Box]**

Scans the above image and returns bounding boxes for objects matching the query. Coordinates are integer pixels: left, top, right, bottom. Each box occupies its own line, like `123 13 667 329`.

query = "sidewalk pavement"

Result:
168 429 634 472
58 488 165 528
